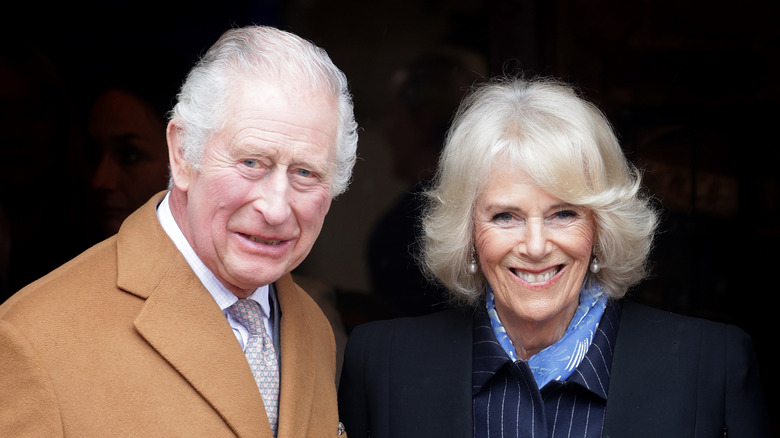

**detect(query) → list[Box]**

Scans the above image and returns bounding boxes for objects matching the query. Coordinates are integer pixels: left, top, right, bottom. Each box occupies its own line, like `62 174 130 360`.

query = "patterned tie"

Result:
228 299 280 435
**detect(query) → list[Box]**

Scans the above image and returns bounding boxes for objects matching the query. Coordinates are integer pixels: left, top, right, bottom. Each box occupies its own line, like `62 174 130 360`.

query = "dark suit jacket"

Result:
338 300 771 438
0 192 343 437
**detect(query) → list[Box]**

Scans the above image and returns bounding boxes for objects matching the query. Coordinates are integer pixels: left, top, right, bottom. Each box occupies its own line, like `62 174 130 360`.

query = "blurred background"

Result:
1 0 778 429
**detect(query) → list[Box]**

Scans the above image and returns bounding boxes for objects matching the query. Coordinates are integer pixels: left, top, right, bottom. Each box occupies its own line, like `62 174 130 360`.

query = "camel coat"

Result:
0 192 344 437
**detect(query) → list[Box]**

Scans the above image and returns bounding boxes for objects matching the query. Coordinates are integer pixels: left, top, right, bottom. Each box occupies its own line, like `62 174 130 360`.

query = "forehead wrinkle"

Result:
256 117 334 138
231 129 322 156
231 132 333 175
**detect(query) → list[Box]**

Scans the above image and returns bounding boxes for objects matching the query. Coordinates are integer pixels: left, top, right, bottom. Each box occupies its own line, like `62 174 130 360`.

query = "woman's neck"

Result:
499 306 577 361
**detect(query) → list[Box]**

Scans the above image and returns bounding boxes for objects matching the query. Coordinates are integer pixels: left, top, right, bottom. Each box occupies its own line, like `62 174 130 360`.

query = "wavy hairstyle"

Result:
168 25 358 196
420 76 658 306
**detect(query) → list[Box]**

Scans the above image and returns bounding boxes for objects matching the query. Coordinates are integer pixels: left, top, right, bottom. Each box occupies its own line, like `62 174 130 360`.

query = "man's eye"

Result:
243 159 260 168
296 168 312 178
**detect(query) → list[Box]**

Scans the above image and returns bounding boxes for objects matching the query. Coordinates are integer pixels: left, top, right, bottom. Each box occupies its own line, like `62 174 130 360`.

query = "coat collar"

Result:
117 192 273 437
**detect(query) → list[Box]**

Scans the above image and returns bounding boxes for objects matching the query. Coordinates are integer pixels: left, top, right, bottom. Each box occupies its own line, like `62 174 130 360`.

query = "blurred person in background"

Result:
83 51 190 240
367 47 486 317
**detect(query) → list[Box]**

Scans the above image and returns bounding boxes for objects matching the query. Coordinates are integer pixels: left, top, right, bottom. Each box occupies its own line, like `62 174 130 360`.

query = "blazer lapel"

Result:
117 192 272 438
274 274 317 437
603 301 697 438
135 271 271 437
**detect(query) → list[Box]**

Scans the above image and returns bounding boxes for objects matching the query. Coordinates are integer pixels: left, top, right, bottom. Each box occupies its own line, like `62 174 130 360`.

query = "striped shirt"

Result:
473 301 621 438
155 192 273 345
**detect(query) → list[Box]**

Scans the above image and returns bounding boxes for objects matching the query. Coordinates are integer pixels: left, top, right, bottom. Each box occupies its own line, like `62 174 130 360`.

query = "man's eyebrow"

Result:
232 143 274 158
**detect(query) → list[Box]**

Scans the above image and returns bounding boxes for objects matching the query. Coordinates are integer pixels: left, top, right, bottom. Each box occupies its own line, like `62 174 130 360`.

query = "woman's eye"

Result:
554 210 578 220
548 210 580 227
492 212 513 222
115 144 143 166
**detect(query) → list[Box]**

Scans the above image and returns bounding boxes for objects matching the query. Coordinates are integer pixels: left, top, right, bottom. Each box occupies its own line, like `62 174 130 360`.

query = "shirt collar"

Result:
472 298 621 400
472 305 514 396
155 191 271 317
485 282 607 388
565 300 621 400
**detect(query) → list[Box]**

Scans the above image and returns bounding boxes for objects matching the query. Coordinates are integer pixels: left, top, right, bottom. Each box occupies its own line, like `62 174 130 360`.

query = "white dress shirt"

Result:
156 192 273 348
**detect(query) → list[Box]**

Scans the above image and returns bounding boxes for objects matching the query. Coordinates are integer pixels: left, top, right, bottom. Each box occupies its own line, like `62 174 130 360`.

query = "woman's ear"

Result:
167 120 192 192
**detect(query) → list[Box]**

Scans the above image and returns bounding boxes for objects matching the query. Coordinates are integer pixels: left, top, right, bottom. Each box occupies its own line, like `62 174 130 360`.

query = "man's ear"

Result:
167 120 192 192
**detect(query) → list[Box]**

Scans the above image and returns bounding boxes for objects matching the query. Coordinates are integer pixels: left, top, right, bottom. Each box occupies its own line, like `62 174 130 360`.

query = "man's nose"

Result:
252 169 292 225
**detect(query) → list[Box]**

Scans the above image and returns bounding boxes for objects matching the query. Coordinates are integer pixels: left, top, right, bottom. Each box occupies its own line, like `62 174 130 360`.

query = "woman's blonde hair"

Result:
420 76 658 306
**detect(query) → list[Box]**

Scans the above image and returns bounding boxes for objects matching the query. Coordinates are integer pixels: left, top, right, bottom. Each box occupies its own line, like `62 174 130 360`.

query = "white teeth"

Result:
515 266 559 283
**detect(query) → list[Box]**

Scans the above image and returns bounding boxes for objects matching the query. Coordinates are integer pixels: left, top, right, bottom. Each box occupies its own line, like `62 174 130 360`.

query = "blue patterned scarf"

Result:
486 281 607 389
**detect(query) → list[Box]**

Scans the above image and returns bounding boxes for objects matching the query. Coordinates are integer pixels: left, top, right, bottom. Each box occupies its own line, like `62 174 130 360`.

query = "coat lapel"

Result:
274 274 318 437
604 301 696 438
117 192 272 438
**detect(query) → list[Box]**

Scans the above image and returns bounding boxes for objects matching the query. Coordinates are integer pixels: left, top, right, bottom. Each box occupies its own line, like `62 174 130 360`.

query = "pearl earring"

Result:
467 249 478 275
590 256 600 274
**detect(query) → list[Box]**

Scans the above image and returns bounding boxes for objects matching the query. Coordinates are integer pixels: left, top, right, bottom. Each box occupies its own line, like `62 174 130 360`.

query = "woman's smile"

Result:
509 265 563 285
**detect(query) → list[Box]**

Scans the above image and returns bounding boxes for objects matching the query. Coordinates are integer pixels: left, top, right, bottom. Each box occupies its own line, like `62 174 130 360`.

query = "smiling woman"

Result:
337 76 771 438
473 164 596 359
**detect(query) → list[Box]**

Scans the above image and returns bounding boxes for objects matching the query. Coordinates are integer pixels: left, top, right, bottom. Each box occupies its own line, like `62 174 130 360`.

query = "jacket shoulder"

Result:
339 308 474 438
605 300 770 437
0 237 118 322
348 308 472 350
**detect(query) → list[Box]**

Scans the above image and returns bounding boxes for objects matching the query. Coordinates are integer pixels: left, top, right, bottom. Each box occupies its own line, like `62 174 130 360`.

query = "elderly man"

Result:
0 25 357 437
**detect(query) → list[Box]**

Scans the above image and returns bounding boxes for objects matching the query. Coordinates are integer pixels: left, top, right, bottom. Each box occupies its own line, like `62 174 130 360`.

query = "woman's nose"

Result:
91 154 118 190
522 219 550 259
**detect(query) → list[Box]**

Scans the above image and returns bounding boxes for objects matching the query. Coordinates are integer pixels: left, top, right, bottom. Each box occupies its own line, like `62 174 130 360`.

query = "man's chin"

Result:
224 266 290 296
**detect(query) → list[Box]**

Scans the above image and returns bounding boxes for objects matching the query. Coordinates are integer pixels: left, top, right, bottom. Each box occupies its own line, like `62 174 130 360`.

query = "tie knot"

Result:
228 299 266 335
